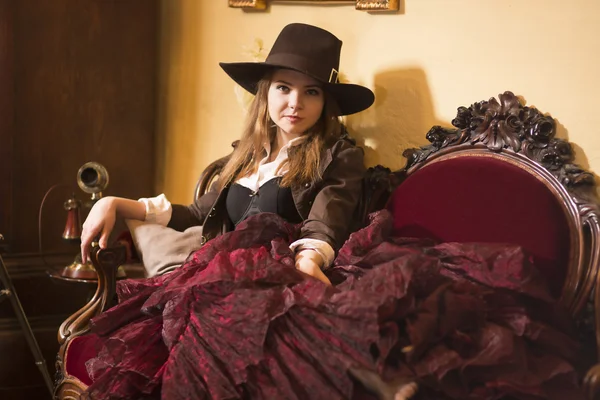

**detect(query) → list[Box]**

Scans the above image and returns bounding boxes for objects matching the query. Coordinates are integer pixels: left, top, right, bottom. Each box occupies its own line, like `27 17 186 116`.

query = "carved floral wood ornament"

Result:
228 0 399 12
402 92 597 198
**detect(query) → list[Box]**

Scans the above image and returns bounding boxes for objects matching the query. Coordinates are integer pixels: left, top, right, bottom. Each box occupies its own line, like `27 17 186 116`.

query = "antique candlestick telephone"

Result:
59 161 125 280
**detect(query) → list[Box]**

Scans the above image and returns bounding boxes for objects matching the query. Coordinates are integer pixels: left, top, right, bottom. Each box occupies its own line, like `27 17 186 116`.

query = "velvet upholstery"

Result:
65 334 99 386
387 155 571 297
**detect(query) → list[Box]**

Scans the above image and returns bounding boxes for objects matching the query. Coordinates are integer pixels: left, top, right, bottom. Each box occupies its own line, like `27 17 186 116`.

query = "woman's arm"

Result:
168 179 221 232
300 142 366 251
294 140 367 284
80 196 146 263
80 174 224 263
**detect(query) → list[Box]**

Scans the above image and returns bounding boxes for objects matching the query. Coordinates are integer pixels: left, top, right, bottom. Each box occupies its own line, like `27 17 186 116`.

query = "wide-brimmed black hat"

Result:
219 23 375 116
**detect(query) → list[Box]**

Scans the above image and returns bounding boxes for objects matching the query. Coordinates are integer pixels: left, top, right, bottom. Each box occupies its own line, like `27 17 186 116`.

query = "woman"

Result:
80 24 582 400
81 23 416 399
81 23 373 288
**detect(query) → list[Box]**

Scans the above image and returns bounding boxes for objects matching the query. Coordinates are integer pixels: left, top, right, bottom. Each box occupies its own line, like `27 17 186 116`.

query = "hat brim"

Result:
219 62 374 116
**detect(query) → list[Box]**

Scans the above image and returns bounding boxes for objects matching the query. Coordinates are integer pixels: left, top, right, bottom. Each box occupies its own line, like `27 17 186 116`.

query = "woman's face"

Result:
267 69 325 138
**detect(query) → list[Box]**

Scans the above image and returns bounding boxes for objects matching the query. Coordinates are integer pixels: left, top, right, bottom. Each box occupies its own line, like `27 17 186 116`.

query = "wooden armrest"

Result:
57 244 127 345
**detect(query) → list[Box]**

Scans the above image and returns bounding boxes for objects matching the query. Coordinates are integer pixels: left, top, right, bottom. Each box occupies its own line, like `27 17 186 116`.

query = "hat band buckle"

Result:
329 68 339 84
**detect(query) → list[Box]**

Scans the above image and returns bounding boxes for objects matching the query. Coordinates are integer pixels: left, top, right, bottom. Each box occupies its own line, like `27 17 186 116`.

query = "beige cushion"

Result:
125 219 204 277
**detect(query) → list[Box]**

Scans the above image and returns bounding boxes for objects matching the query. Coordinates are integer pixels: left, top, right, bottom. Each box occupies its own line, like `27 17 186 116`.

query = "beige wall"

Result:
157 0 600 203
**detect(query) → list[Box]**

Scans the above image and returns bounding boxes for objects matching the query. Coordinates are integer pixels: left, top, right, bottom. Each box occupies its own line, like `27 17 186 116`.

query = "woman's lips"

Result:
284 116 302 123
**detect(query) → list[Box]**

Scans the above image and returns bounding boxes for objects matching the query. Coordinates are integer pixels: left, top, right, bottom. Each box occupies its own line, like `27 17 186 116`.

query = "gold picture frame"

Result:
228 0 399 12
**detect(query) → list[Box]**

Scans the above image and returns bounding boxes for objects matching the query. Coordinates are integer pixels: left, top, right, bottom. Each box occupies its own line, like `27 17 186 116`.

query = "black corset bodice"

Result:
226 177 302 226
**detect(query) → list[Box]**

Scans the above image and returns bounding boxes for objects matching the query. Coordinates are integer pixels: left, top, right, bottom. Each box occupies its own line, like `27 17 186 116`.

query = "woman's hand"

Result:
80 197 118 263
295 250 331 285
80 196 147 263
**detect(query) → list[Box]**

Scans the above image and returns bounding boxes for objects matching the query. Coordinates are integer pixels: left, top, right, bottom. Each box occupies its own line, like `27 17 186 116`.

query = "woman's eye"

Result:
276 85 290 92
306 89 321 96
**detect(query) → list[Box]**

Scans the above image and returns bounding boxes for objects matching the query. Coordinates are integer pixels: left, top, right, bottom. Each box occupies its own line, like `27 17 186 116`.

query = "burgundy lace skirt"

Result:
84 211 583 400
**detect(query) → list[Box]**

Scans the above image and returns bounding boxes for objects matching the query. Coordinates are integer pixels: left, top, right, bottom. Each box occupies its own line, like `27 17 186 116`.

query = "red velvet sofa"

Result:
53 92 600 399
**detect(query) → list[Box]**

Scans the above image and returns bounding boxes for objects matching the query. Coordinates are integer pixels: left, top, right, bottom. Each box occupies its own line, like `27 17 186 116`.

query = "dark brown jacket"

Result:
168 136 366 252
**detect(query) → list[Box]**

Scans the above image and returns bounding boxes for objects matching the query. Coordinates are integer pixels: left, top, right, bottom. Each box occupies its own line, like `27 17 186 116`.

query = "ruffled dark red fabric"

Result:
84 211 583 400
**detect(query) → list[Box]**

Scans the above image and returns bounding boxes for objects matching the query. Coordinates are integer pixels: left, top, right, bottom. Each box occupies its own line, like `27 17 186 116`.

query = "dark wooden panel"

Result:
0 1 158 398
0 253 95 397
0 0 14 251
0 385 52 400
12 0 158 253
0 317 60 400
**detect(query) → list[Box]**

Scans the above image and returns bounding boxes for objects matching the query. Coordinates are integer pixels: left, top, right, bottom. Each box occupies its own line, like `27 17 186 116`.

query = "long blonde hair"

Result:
218 72 342 188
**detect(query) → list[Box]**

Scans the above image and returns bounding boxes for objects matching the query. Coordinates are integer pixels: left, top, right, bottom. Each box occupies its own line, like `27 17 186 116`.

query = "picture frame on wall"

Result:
227 0 399 12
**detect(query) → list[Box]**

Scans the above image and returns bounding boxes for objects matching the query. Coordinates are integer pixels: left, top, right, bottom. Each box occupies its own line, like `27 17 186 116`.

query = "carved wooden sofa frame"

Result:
54 91 600 399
